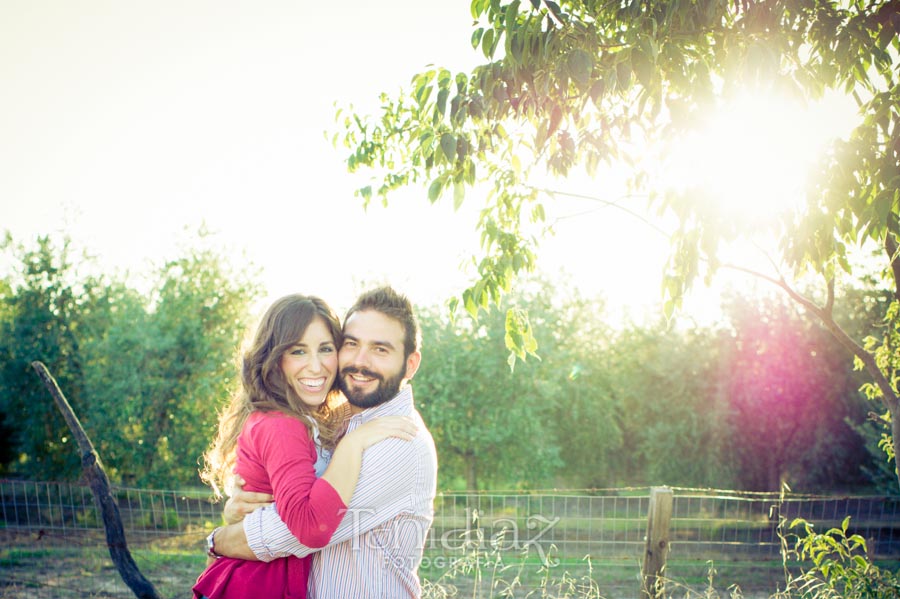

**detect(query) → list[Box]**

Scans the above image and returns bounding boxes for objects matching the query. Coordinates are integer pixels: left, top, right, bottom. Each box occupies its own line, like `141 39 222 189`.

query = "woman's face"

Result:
280 316 338 407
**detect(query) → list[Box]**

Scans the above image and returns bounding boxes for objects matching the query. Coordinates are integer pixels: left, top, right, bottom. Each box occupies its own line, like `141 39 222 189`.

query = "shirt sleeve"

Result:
242 414 346 557
245 436 421 560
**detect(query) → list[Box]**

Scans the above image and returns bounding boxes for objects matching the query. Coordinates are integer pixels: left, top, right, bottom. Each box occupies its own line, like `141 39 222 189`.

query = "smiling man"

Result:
209 286 438 598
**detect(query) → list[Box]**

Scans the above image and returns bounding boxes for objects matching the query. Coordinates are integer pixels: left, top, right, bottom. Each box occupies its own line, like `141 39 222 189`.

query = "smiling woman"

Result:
659 87 858 227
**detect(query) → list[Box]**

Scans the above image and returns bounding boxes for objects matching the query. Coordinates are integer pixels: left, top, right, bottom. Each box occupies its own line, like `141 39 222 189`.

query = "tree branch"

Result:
530 187 671 239
824 274 835 318
31 361 161 599
718 264 899 420
884 231 900 302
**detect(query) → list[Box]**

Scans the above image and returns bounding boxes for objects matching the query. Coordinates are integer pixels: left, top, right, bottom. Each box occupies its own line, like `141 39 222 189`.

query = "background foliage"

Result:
334 0 900 491
0 232 889 493
0 232 261 487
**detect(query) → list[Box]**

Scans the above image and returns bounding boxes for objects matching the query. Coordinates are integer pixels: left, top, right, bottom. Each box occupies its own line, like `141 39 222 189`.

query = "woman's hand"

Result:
223 475 274 524
341 415 418 451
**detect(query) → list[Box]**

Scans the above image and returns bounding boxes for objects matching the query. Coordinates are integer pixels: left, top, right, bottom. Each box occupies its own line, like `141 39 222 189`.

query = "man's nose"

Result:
344 346 370 369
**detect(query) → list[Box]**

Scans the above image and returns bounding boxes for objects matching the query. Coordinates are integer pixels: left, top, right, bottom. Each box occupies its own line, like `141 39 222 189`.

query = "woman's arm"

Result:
251 413 417 549
212 415 417 561
319 415 417 503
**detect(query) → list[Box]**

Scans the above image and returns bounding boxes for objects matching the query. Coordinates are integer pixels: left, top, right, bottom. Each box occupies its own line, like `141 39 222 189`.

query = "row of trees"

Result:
1 234 891 493
417 279 890 492
0 232 260 487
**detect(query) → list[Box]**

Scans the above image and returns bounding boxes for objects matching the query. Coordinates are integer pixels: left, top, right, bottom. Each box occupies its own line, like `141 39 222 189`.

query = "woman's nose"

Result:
307 353 323 372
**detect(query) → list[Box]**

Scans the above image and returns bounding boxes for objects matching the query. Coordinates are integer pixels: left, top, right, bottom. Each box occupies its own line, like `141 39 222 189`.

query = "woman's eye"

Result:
321 345 335 353
291 348 306 356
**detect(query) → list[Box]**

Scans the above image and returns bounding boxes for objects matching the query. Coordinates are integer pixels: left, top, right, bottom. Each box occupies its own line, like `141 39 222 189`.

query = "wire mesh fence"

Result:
1 479 898 598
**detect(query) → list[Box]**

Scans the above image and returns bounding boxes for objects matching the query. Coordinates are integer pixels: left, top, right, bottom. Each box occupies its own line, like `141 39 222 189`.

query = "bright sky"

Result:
0 1 859 323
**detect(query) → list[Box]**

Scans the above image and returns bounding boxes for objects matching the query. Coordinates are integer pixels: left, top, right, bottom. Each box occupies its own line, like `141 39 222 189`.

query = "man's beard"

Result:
339 366 405 409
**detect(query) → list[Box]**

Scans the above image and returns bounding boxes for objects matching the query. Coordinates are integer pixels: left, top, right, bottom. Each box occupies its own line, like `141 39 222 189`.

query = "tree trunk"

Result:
464 452 478 490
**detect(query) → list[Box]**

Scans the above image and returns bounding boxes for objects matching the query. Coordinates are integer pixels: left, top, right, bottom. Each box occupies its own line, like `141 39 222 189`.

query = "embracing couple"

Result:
193 286 438 599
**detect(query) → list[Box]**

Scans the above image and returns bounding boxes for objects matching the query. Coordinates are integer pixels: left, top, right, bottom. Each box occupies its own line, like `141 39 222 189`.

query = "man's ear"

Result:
404 351 422 381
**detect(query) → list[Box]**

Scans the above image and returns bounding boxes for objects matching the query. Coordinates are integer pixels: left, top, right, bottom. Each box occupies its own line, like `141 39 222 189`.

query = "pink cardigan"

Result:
193 411 345 599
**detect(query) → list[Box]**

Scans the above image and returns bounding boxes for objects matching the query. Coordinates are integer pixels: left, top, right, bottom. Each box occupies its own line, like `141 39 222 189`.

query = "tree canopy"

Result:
335 0 900 489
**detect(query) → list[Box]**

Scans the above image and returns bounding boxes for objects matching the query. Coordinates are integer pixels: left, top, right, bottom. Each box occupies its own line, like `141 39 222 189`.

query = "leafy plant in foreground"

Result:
777 516 900 599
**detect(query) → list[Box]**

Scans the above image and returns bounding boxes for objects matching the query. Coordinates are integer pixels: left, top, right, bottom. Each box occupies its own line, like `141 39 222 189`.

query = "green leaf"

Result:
505 0 521 31
589 78 606 107
440 133 457 162
450 94 462 122
456 72 468 93
632 48 654 88
415 83 434 109
510 32 525 63
616 57 632 90
504 307 539 363
548 104 562 137
471 27 485 50
418 130 435 151
463 289 478 318
428 177 444 203
437 69 451 90
456 135 469 162
567 49 593 88
453 180 466 210
874 188 894 225
436 88 450 116
638 33 659 61
482 28 496 59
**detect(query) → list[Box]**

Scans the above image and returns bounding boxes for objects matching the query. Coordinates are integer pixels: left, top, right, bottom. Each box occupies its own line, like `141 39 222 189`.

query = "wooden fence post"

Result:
641 486 673 599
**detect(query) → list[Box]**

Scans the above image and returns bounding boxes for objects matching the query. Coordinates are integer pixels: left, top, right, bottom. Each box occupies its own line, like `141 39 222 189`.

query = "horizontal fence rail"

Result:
1 479 898 598
429 489 900 562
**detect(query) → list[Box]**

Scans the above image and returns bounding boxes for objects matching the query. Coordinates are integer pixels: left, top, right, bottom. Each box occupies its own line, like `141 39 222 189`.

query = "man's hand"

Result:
223 475 274 525
212 522 258 561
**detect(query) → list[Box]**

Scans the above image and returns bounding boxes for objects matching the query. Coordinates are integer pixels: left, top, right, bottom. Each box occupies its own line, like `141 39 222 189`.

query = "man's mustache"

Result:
341 367 383 381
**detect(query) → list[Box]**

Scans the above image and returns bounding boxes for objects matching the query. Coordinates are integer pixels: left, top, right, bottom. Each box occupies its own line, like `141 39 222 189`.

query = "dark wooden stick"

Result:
31 361 162 599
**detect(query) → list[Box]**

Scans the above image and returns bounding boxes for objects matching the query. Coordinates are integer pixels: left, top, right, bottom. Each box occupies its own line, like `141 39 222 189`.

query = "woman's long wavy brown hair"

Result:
200 294 346 497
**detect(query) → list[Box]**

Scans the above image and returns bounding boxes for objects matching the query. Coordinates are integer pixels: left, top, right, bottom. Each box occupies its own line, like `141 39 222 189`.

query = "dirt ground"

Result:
0 529 802 599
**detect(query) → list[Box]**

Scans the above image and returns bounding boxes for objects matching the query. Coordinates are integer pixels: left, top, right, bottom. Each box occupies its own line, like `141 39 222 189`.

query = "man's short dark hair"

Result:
346 286 421 358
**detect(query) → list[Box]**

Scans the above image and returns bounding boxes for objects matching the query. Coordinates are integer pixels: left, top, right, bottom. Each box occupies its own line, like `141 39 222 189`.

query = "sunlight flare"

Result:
660 88 857 224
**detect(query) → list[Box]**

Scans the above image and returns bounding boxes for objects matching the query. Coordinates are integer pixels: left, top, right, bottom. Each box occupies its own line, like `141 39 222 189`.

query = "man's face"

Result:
338 310 413 409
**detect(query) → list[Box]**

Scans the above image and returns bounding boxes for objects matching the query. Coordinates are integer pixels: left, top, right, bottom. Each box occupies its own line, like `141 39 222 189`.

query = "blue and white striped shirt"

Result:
243 385 437 598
